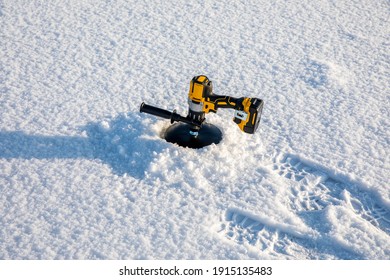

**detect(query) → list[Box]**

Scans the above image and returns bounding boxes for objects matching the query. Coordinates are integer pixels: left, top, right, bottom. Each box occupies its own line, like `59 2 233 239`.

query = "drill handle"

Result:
204 95 264 134
204 94 244 112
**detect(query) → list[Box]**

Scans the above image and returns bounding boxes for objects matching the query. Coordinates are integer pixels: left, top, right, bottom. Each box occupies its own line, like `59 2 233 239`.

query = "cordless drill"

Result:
140 75 264 134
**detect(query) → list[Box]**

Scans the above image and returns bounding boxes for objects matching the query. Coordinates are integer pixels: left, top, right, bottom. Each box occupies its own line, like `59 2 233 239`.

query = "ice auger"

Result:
140 75 264 148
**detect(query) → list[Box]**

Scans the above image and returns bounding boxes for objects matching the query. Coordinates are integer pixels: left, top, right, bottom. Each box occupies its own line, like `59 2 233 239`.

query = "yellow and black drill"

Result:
140 75 264 148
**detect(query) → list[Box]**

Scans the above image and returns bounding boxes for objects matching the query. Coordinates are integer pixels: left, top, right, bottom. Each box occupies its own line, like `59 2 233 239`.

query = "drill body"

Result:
187 75 263 134
140 75 263 137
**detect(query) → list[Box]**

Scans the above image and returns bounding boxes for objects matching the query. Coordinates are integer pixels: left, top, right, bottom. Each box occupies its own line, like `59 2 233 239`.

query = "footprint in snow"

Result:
270 154 390 234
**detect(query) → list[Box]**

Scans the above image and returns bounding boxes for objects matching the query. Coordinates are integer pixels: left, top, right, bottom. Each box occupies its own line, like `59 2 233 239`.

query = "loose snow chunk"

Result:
99 120 110 131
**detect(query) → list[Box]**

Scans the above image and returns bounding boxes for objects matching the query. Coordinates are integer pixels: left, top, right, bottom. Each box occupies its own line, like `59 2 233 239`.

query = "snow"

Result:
0 0 389 259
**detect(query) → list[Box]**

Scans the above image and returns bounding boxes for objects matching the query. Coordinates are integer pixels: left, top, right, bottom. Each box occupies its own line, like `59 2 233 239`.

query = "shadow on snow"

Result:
0 113 167 178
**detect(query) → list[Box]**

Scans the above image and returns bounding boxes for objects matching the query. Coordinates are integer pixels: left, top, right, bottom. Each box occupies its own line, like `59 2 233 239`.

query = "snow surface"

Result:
0 0 389 259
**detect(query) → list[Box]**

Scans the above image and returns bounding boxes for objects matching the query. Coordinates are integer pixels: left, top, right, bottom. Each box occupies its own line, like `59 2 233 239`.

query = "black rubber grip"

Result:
140 102 173 120
140 102 203 127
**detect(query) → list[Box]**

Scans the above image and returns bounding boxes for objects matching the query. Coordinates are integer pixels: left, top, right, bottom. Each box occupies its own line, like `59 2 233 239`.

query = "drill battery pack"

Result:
233 98 264 134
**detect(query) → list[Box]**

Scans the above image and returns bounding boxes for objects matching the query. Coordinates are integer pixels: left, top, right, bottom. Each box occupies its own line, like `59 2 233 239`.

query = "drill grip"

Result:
206 95 243 111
